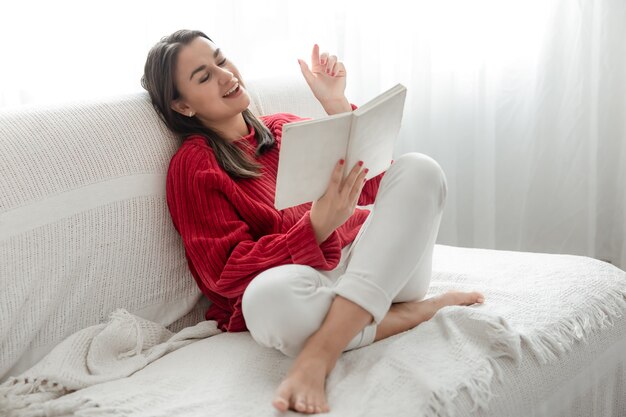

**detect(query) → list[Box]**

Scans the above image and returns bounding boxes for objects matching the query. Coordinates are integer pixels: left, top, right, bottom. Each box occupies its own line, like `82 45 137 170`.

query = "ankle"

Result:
294 341 339 375
374 307 412 342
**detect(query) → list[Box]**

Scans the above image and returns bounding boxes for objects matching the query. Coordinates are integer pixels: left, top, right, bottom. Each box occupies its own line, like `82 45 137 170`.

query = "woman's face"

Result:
171 37 250 127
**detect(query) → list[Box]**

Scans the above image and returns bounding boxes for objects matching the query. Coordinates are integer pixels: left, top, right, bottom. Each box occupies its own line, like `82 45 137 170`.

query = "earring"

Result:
188 111 194 117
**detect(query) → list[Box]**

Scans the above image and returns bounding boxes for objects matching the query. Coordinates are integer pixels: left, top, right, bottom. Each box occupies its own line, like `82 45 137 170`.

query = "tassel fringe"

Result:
522 288 626 365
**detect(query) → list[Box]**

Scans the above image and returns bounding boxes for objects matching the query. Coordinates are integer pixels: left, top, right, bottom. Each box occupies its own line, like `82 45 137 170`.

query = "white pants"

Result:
242 152 448 357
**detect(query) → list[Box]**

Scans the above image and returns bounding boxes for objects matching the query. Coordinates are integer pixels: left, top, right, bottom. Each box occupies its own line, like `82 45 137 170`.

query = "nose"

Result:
216 67 236 85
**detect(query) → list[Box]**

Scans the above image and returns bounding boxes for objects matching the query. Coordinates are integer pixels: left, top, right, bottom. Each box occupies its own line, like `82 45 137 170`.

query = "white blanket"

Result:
0 309 221 416
1 245 625 417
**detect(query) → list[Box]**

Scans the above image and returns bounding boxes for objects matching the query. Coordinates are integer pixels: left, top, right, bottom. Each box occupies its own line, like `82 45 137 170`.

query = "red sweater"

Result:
166 111 389 332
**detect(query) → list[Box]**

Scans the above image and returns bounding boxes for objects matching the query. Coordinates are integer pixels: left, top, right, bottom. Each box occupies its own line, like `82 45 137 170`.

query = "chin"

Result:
239 91 251 109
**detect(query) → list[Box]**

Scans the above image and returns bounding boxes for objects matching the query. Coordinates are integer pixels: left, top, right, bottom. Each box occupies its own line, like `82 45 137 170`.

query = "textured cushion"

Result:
0 75 324 383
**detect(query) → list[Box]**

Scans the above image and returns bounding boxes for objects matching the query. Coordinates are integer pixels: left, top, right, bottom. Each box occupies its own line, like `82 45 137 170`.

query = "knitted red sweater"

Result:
165 111 389 332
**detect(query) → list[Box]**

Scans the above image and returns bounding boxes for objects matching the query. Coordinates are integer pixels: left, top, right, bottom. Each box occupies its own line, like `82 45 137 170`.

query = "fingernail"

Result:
478 297 484 303
340 159 345 164
364 168 369 173
358 160 363 166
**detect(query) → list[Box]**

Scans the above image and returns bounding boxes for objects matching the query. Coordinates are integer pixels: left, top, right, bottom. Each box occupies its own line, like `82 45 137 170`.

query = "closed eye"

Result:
200 58 228 83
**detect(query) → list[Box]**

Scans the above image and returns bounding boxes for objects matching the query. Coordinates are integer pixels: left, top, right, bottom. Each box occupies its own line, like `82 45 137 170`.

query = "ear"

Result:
170 98 194 117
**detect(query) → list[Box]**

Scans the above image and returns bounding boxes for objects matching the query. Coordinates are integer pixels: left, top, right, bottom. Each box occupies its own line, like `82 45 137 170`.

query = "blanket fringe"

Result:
423 358 505 417
522 287 626 365
423 309 522 417
0 376 97 417
0 376 71 413
0 376 121 417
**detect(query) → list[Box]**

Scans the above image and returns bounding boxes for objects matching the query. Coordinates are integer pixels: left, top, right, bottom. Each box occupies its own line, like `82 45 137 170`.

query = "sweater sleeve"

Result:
178 162 342 300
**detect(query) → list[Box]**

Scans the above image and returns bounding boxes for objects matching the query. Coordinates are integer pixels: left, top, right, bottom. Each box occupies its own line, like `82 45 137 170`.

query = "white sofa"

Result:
1 77 625 416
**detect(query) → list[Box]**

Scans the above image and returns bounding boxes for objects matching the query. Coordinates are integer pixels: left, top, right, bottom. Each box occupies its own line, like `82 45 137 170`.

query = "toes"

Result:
471 291 484 303
306 395 319 413
272 396 289 412
310 394 328 414
272 384 291 412
295 395 308 413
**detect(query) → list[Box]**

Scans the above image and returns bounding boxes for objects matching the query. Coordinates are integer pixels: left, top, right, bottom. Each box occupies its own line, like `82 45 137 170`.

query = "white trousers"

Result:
242 152 448 357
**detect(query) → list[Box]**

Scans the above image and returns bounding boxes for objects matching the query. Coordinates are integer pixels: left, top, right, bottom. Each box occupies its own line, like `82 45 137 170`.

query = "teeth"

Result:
223 83 239 97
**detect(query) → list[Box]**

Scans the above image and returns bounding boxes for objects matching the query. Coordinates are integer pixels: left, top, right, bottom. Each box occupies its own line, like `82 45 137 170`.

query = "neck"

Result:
200 112 250 143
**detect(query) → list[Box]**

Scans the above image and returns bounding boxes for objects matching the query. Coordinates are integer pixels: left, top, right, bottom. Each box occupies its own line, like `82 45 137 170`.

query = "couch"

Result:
1 76 625 416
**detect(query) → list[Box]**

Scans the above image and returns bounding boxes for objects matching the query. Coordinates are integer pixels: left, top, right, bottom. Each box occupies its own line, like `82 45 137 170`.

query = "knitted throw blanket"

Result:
0 309 221 416
1 246 625 417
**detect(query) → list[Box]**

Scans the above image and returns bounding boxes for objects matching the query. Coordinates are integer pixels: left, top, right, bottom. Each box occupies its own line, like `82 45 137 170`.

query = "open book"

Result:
274 83 407 210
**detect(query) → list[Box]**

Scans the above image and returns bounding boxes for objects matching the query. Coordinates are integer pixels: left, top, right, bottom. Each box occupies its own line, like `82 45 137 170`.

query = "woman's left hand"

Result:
298 44 351 114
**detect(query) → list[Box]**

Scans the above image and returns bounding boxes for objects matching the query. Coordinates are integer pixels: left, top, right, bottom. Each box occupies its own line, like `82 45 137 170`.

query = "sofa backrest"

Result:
0 75 326 383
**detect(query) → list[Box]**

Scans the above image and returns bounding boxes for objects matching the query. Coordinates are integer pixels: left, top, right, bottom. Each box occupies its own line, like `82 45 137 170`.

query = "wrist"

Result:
321 96 352 115
310 214 331 245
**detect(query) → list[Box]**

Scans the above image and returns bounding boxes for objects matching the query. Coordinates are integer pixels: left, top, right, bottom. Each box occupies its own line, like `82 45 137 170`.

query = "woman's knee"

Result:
242 265 308 326
393 152 448 208
241 264 330 357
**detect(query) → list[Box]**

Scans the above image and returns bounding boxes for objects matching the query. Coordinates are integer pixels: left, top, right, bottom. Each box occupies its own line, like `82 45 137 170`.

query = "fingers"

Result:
297 59 315 86
329 158 345 190
311 44 322 72
334 61 347 77
339 160 366 194
320 51 329 68
330 159 367 201
325 55 338 75
309 44 344 77
348 163 368 201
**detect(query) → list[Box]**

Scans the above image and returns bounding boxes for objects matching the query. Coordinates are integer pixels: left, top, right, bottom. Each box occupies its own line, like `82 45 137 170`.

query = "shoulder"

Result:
260 113 311 137
167 135 225 185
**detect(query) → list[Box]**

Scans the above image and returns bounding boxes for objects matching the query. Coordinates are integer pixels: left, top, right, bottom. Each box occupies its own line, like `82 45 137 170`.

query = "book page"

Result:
346 84 407 180
274 113 352 210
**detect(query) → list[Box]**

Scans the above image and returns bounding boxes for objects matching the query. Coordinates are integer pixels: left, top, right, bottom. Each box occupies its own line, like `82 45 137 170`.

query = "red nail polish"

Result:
364 168 369 173
358 161 363 166
340 159 345 164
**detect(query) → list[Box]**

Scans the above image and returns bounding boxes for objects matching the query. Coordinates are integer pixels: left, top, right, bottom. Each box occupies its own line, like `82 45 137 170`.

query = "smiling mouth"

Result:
223 82 240 97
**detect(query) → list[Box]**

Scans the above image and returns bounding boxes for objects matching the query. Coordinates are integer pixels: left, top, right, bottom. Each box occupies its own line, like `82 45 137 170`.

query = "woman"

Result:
142 29 484 415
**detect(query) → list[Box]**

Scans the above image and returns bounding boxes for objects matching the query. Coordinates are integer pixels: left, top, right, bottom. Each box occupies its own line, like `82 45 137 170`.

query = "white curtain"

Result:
1 0 624 269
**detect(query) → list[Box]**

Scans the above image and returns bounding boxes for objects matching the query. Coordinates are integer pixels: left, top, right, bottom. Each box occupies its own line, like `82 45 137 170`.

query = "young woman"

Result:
142 29 485 415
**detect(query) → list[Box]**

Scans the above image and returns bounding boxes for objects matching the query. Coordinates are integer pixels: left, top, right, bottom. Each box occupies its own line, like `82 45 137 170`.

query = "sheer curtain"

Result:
1 0 624 268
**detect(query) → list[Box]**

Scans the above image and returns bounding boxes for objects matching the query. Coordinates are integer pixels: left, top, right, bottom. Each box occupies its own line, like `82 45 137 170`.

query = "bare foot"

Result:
435 290 485 308
392 290 485 327
271 290 484 414
272 353 331 414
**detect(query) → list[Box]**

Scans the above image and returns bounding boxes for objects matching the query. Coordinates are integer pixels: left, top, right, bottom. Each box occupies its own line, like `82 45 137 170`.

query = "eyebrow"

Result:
189 48 221 81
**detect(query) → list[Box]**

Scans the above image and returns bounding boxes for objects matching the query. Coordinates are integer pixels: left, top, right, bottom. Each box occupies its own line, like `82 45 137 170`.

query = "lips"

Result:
223 82 240 97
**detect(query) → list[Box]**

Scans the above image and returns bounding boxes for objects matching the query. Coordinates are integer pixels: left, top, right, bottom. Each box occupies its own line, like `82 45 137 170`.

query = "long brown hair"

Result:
141 29 275 179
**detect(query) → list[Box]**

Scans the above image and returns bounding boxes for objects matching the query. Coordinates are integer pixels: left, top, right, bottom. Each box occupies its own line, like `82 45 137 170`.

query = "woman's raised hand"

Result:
309 159 368 245
298 44 349 112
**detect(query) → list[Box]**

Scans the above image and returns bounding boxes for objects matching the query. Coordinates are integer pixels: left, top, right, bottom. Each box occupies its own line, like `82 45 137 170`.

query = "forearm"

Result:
321 96 352 115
